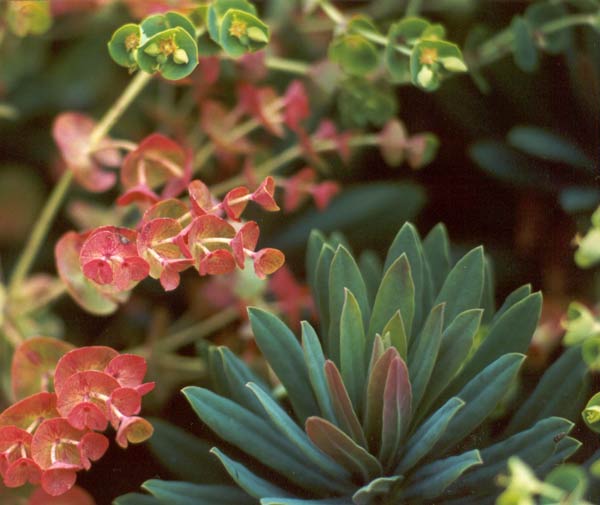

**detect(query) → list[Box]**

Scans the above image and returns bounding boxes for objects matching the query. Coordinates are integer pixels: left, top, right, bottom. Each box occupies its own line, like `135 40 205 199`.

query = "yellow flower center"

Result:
125 33 140 51
159 37 177 56
419 47 438 66
229 19 248 39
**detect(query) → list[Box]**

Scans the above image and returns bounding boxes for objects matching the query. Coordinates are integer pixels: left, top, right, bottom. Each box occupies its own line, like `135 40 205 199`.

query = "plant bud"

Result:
247 26 268 43
173 48 189 65
143 43 160 56
156 53 167 64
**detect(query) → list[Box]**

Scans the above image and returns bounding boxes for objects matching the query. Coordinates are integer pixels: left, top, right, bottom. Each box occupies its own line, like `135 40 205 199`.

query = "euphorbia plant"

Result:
122 223 590 504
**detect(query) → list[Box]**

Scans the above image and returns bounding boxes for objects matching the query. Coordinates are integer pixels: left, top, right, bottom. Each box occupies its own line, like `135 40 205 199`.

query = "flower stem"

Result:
265 56 311 76
7 71 153 297
210 134 380 196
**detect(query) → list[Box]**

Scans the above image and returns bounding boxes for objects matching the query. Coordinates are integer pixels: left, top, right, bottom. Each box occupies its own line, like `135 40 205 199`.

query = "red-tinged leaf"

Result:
110 388 141 418
199 249 236 276
56 371 119 420
324 360 368 449
379 356 411 470
159 266 181 291
0 393 58 431
11 337 74 401
238 83 284 137
55 232 120 316
3 458 41 487
120 133 190 194
364 347 400 455
283 80 310 132
137 218 185 279
367 335 385 375
115 416 153 448
251 176 280 211
311 181 340 210
78 433 108 470
28 484 95 505
52 112 118 192
116 185 160 207
253 248 285 279
54 347 118 395
41 467 77 497
31 419 85 470
283 167 315 212
104 355 147 388
0 427 32 475
142 198 189 223
305 416 383 483
379 119 408 167
66 403 107 432
188 180 215 216
231 221 260 268
222 187 250 221
405 133 438 170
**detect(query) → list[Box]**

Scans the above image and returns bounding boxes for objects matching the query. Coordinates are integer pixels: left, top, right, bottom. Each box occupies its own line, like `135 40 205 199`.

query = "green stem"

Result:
320 0 346 26
265 56 311 76
405 0 423 16
210 134 380 196
7 71 153 298
472 13 598 69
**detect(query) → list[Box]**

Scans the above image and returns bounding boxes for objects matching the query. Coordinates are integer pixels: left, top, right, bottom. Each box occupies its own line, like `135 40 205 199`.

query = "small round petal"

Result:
283 80 310 132
251 176 280 211
56 370 120 420
135 382 156 397
78 433 108 470
230 221 260 268
115 416 154 449
81 259 113 286
41 467 78 496
31 419 85 470
222 187 250 221
0 427 32 474
199 249 236 276
0 392 58 431
110 388 141 417
4 457 41 487
253 248 285 279
54 347 118 395
116 185 160 207
104 355 147 389
66 402 108 432
310 181 340 210
160 266 181 291
188 180 214 216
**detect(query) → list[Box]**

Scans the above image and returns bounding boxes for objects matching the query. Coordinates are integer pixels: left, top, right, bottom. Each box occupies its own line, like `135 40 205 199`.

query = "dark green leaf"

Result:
113 493 161 505
352 476 403 505
147 418 230 484
249 308 320 422
329 34 380 77
358 250 383 305
142 481 256 505
314 245 335 346
434 353 526 454
493 284 532 323
511 16 539 72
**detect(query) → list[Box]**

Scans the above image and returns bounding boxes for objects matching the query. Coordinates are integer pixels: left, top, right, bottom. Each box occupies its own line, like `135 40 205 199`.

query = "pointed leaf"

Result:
249 308 320 423
305 416 382 483
434 353 526 455
143 481 255 505
368 254 415 340
314 245 335 346
433 247 484 326
340 289 367 414
352 475 403 505
396 397 465 474
423 223 451 293
301 322 336 423
211 448 293 499
359 250 383 305
246 383 352 487
381 311 408 360
493 284 532 323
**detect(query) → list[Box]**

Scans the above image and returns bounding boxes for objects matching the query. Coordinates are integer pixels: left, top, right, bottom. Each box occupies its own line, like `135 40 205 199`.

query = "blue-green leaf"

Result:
307 230 327 291
210 448 293 499
314 244 335 345
448 292 541 396
417 309 482 417
396 397 465 474
433 247 484 326
246 382 353 488
352 476 403 505
368 254 415 340
493 284 532 323
359 250 383 305
506 346 590 435
511 15 538 72
114 493 161 505
249 308 320 422
302 321 336 423
143 481 255 505
147 418 229 484
381 311 408 360
260 498 351 505
407 303 444 412
422 223 451 294
434 353 526 455
340 289 367 414
328 246 370 366
401 450 482 500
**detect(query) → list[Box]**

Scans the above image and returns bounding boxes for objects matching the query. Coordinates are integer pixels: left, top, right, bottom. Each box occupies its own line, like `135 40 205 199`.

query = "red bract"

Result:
54 346 118 395
119 134 191 206
283 80 310 133
3 458 41 488
231 221 260 268
0 393 59 432
79 226 149 291
269 266 315 327
311 181 340 210
252 248 285 279
188 215 236 275
0 427 33 477
315 119 352 163
238 83 284 137
223 187 250 221
251 176 280 211
200 101 252 160
52 113 120 193
115 416 153 449
283 168 340 212
28 484 95 505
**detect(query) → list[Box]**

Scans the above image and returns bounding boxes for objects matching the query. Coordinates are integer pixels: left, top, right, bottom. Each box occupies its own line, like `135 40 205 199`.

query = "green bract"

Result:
137 28 199 81
140 12 197 40
410 40 467 92
329 34 379 77
338 78 397 128
108 24 142 69
207 0 269 57
118 223 591 505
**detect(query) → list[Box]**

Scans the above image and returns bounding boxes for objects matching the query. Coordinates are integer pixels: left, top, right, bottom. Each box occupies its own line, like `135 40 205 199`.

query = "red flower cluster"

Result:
0 339 154 497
